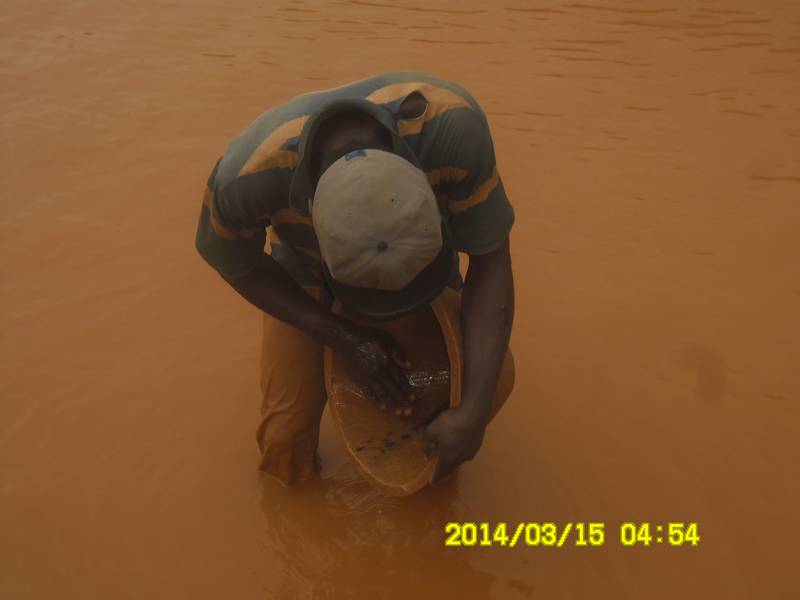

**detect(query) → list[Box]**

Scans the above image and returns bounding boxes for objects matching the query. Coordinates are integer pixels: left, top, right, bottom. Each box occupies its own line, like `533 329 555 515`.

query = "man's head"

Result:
301 103 455 320
309 108 392 188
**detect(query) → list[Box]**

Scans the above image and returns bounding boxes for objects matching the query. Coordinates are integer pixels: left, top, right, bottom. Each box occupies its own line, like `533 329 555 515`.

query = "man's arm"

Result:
461 236 515 422
224 253 414 413
424 236 514 480
225 253 343 348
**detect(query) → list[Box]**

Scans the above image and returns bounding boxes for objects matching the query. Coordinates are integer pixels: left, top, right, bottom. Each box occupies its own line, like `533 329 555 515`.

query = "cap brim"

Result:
323 222 456 321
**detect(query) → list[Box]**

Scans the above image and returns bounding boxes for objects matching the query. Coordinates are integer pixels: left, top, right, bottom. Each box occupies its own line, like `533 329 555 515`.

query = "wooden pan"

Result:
324 287 512 496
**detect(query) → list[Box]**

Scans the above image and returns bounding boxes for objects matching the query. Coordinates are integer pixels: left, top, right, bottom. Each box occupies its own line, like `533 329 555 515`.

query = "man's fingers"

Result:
368 381 388 410
423 424 453 483
423 428 438 458
387 365 414 405
362 382 378 405
432 452 451 483
381 375 411 415
433 459 445 482
366 372 413 416
388 342 412 370
433 457 456 484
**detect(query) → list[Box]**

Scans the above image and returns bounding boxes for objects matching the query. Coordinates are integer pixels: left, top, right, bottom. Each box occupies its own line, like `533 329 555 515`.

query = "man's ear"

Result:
396 90 429 120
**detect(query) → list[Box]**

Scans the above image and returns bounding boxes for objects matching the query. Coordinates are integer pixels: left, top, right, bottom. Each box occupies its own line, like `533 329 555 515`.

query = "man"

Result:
195 70 515 486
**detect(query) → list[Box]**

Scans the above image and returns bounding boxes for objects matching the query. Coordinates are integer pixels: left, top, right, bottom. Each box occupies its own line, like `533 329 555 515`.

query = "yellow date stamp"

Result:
444 522 700 548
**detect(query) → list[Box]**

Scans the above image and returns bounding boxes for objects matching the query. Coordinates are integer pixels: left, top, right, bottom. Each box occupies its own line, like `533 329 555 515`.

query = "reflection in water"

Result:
260 465 494 598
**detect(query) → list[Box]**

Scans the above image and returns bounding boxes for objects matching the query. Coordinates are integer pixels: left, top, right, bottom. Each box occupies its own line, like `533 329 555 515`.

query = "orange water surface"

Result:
1 1 799 598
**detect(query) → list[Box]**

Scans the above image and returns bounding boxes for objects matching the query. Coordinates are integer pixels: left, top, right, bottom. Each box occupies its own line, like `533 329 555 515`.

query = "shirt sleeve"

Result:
436 108 515 255
194 158 269 279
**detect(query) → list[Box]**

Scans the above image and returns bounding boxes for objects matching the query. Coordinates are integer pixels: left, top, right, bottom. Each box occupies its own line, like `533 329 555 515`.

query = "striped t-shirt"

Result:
195 70 515 298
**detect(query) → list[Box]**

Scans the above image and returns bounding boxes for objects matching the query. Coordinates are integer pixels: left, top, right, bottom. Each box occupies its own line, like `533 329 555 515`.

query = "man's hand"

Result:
336 322 415 416
423 236 514 482
424 404 486 482
224 254 416 416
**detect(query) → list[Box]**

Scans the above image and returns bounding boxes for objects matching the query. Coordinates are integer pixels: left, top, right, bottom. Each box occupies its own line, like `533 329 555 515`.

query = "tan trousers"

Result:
256 296 515 486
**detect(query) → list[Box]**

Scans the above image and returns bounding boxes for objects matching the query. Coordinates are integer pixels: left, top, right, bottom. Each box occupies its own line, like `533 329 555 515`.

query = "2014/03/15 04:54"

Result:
443 522 701 548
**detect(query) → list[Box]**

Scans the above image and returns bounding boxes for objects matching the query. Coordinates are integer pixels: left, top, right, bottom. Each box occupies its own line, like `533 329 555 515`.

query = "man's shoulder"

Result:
211 72 398 190
412 96 492 175
209 71 483 191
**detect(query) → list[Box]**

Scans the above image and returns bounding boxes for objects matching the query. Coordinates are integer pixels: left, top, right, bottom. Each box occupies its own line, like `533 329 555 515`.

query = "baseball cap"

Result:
287 97 455 319
311 147 455 320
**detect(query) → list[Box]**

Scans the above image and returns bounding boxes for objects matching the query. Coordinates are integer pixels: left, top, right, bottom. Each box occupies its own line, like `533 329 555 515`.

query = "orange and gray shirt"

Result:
195 70 515 296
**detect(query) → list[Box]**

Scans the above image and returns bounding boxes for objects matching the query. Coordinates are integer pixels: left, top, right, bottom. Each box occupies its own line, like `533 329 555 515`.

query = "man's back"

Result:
196 70 514 297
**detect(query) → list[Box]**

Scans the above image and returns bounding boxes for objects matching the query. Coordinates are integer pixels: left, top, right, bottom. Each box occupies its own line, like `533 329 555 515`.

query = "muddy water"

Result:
1 0 799 598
